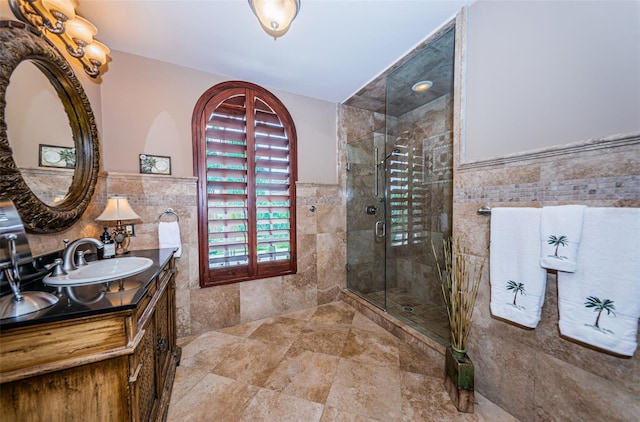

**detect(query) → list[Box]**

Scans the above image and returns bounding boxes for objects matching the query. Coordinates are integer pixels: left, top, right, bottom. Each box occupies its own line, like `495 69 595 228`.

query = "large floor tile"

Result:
263 348 341 404
217 318 263 338
167 373 259 421
248 316 307 346
310 301 357 326
351 311 394 335
341 327 400 369
290 323 351 356
240 388 324 422
325 358 403 420
169 365 210 404
320 406 383 421
398 341 442 378
211 337 290 387
179 330 245 370
401 370 476 421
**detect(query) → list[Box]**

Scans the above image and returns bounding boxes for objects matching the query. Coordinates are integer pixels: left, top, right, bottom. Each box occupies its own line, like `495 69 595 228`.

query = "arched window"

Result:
192 81 297 287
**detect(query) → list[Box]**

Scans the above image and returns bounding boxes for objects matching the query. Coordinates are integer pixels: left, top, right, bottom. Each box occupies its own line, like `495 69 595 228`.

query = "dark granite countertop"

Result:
0 248 176 331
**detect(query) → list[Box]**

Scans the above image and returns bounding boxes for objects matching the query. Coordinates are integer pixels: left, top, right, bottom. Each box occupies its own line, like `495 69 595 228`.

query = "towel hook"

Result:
477 206 492 215
158 208 179 222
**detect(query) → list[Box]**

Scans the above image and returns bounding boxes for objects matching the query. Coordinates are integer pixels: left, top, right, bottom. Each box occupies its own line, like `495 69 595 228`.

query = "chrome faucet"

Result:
62 238 104 272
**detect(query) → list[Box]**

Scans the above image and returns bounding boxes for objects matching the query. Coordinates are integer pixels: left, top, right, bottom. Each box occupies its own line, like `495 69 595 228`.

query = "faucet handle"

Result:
45 258 67 277
75 250 89 267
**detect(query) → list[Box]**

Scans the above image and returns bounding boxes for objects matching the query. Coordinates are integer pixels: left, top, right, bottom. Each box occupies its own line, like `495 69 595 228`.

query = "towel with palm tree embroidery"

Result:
540 205 586 272
557 207 640 356
490 207 548 328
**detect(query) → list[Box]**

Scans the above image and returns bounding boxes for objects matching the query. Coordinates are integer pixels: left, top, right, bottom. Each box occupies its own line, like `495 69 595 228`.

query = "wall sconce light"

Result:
96 196 140 255
248 0 300 40
8 0 110 77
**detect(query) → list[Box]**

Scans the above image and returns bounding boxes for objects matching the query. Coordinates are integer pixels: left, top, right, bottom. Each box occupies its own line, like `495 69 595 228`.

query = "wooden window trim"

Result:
192 81 297 287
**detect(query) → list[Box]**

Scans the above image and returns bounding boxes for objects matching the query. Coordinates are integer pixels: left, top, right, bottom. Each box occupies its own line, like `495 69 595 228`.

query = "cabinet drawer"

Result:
1 314 128 378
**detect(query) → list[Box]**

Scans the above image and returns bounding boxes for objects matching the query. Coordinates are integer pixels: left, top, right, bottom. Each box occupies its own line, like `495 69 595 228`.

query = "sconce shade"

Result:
64 16 97 45
84 40 110 65
248 0 300 39
41 0 76 20
96 197 140 222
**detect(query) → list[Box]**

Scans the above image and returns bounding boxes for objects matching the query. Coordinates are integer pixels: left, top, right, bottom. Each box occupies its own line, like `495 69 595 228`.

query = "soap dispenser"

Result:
100 227 116 259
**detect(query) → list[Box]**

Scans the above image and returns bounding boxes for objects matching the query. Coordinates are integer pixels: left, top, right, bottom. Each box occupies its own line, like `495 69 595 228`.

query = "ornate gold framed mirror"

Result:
0 20 100 233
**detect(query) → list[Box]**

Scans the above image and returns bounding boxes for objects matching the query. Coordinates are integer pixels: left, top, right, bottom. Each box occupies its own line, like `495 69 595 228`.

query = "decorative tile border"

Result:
455 175 639 203
297 182 344 206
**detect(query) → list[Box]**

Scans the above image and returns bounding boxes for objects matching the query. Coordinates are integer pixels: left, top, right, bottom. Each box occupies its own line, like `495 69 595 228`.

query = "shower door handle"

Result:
375 220 386 238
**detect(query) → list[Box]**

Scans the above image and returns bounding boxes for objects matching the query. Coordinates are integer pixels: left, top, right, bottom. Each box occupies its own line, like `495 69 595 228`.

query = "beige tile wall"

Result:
26 172 346 338
453 135 640 421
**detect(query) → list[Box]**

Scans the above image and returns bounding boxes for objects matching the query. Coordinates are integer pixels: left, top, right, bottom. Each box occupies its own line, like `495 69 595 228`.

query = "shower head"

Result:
379 147 401 165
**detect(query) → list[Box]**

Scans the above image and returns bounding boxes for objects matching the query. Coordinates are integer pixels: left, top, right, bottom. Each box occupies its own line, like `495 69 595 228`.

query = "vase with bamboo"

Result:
432 237 485 413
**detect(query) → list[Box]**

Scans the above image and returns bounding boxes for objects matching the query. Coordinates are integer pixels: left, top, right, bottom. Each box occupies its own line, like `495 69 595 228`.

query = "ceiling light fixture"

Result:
412 80 433 92
248 0 300 40
8 0 110 78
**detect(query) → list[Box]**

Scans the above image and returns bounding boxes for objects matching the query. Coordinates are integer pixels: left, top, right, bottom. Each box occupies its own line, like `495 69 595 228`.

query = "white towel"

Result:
158 221 182 258
558 207 640 356
540 205 586 272
490 207 548 328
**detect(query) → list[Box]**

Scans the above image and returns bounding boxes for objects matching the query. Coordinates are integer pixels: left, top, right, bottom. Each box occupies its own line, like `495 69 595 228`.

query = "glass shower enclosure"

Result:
346 28 455 345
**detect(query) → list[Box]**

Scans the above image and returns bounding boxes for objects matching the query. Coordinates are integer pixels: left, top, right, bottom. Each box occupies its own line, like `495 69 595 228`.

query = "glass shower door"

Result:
346 130 387 309
381 27 455 344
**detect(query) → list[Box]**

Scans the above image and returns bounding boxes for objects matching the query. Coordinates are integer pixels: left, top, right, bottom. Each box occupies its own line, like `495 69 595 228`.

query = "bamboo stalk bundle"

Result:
432 238 485 353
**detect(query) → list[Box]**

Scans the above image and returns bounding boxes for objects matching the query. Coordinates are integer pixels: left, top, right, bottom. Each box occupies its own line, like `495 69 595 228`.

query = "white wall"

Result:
464 0 640 161
6 62 73 167
99 51 337 183
0 3 12 19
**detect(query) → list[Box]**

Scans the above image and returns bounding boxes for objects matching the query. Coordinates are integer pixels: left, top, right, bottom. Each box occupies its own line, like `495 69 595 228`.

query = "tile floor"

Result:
167 301 517 421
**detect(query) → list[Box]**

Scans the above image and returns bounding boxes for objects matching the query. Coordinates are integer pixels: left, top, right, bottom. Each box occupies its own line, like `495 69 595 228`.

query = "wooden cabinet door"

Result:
155 286 171 384
130 317 158 422
1 357 130 422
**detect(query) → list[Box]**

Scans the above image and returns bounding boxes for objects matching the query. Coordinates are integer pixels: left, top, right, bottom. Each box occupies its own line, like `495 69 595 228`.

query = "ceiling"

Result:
76 0 471 104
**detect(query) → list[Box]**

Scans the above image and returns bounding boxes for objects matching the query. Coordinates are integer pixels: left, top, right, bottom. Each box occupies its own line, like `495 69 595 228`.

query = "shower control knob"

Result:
366 205 377 215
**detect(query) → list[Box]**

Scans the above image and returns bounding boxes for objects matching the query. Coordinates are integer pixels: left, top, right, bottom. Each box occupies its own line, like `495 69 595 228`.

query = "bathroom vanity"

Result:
0 248 180 422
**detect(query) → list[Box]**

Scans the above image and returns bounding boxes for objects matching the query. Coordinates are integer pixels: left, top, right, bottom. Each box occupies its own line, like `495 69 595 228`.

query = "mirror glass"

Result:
6 61 74 206
1 21 100 233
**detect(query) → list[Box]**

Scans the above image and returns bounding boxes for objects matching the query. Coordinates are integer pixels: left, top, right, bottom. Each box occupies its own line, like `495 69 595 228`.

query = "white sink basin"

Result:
43 257 154 286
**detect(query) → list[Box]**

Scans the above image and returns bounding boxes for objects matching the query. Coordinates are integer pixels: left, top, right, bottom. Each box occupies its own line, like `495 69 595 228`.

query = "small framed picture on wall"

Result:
139 154 171 175
39 144 76 168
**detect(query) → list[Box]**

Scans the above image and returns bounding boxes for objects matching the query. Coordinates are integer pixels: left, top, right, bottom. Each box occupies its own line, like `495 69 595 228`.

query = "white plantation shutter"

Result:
205 94 250 270
389 145 426 246
193 82 297 286
253 98 292 264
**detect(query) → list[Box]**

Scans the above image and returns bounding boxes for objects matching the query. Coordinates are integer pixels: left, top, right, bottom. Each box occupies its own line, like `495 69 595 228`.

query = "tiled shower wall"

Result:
387 93 453 307
453 135 640 421
26 172 346 337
